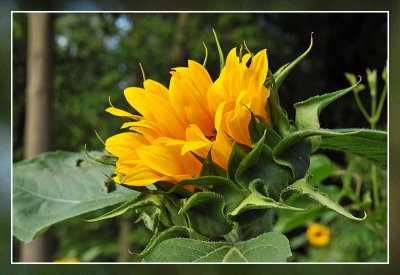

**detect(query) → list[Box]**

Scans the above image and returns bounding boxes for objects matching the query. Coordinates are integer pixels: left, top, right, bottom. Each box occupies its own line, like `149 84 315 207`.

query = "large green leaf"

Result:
320 129 387 170
273 127 387 179
139 225 207 258
143 231 291 262
13 151 136 242
272 128 361 180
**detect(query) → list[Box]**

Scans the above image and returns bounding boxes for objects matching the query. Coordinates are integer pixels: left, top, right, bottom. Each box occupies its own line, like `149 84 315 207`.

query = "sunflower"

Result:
306 223 331 247
105 47 270 188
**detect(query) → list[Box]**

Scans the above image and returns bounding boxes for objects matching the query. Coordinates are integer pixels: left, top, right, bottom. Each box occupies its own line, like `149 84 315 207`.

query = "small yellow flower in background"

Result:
306 223 331 247
54 257 80 262
105 47 270 189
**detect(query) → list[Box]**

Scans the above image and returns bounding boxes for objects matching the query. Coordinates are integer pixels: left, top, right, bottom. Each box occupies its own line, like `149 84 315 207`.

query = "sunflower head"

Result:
105 46 270 190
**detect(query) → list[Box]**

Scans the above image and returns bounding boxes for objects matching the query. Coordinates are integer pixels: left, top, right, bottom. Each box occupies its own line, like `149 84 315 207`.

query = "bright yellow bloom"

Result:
105 47 270 188
306 223 331 247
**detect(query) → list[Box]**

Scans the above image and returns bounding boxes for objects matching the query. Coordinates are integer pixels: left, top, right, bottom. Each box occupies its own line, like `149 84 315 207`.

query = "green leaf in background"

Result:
320 129 387 170
13 151 137 242
143 231 291 262
307 154 338 186
281 178 366 221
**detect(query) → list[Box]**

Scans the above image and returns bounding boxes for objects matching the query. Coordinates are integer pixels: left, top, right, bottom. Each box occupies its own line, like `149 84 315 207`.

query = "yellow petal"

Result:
211 131 232 169
122 164 163 186
221 107 251 146
215 101 235 131
136 145 186 177
124 82 186 139
105 132 147 157
250 49 268 88
169 64 214 136
105 107 142 120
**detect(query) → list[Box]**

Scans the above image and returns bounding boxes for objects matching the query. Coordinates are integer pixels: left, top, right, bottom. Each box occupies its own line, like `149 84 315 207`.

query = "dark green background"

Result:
1 0 399 274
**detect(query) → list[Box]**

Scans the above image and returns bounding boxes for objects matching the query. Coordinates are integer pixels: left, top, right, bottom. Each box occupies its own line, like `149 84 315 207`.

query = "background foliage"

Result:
11 12 387 263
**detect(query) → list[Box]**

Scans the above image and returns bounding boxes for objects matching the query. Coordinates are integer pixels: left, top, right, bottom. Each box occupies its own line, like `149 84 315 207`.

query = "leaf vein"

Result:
193 245 231 262
222 246 248 262
15 186 82 204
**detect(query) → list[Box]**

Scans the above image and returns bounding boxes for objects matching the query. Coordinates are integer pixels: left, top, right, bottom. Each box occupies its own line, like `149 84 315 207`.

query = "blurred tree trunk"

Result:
20 13 54 262
171 13 190 65
118 219 131 262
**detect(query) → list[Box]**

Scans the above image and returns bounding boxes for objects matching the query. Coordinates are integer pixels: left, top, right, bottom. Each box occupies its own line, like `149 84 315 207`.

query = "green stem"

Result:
371 94 377 124
369 111 379 208
368 79 386 208
353 92 370 123
371 165 379 207
370 87 377 122
371 82 387 125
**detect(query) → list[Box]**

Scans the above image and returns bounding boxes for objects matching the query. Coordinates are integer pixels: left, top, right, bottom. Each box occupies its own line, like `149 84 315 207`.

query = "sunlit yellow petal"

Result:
136 145 185 177
105 132 147 156
124 81 186 139
210 131 232 170
105 107 141 120
122 164 164 186
169 62 215 136
221 107 251 146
